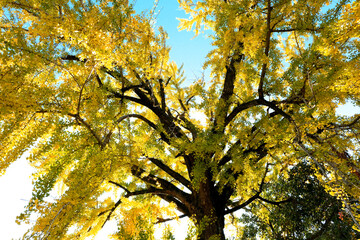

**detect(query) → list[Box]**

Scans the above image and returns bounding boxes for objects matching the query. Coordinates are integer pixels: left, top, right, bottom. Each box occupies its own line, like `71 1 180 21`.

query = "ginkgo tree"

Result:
1 0 360 239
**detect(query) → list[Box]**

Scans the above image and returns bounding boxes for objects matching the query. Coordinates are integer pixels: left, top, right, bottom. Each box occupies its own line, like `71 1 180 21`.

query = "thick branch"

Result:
225 99 261 127
147 157 192 191
127 80 184 139
107 180 190 216
259 99 292 122
155 193 190 216
258 0 272 99
178 113 198 140
219 140 267 168
61 55 86 62
131 166 191 206
108 93 153 108
214 48 244 131
218 139 241 167
116 114 157 130
131 69 161 108
219 56 238 103
159 79 166 110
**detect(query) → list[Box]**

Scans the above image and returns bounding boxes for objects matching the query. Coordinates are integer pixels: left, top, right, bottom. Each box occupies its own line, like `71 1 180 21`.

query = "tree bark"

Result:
192 172 226 240
194 213 225 240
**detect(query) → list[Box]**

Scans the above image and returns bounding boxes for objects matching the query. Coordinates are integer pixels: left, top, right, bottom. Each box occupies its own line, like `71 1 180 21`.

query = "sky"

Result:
138 0 212 82
0 1 210 239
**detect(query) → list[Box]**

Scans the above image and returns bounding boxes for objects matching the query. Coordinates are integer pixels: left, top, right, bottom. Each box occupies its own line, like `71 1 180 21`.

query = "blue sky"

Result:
135 0 212 82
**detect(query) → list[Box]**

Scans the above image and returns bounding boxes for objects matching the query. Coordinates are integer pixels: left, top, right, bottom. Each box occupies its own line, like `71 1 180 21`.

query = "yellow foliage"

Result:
1 0 360 239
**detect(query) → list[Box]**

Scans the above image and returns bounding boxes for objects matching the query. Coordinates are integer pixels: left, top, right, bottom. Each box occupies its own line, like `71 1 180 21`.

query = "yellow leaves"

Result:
0 114 52 175
111 198 165 239
177 17 195 32
178 0 219 36
177 9 206 36
0 0 360 238
337 1 360 38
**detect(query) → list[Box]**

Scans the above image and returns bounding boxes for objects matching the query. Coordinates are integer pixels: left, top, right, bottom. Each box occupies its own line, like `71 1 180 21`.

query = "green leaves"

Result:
239 162 359 239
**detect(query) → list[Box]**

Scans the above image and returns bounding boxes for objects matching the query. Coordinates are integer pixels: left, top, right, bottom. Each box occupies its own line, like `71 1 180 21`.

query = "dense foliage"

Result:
0 0 360 239
239 162 360 239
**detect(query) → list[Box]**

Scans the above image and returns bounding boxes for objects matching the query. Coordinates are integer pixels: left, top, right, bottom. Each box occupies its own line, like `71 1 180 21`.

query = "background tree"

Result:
0 0 360 239
238 162 360 239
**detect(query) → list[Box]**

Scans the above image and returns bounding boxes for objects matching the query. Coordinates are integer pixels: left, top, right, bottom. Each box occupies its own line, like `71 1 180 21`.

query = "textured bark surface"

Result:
192 171 226 240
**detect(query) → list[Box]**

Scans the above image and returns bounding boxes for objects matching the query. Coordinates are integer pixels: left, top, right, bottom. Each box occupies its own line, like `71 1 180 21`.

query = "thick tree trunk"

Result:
195 213 225 240
192 172 226 240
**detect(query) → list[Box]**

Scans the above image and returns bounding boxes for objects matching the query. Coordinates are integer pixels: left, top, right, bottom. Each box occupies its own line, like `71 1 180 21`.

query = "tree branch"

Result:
306 207 336 240
258 162 270 192
330 115 360 129
159 78 166 110
147 157 192 191
76 65 96 114
221 160 270 211
101 181 190 228
224 99 261 127
115 114 170 144
110 182 191 216
155 193 190 216
218 139 241 167
7 2 41 17
108 93 152 107
108 180 159 197
178 112 198 140
259 99 292 122
116 114 157 130
68 113 104 148
61 54 86 62
214 47 244 132
104 66 187 142
155 214 187 224
224 193 260 215
258 0 272 99
271 27 322 33
131 165 191 206
258 196 292 205
100 198 122 228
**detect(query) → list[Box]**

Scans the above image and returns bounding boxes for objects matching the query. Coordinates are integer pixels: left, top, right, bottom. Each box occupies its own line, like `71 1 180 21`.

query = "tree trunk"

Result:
192 173 226 240
195 213 225 240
